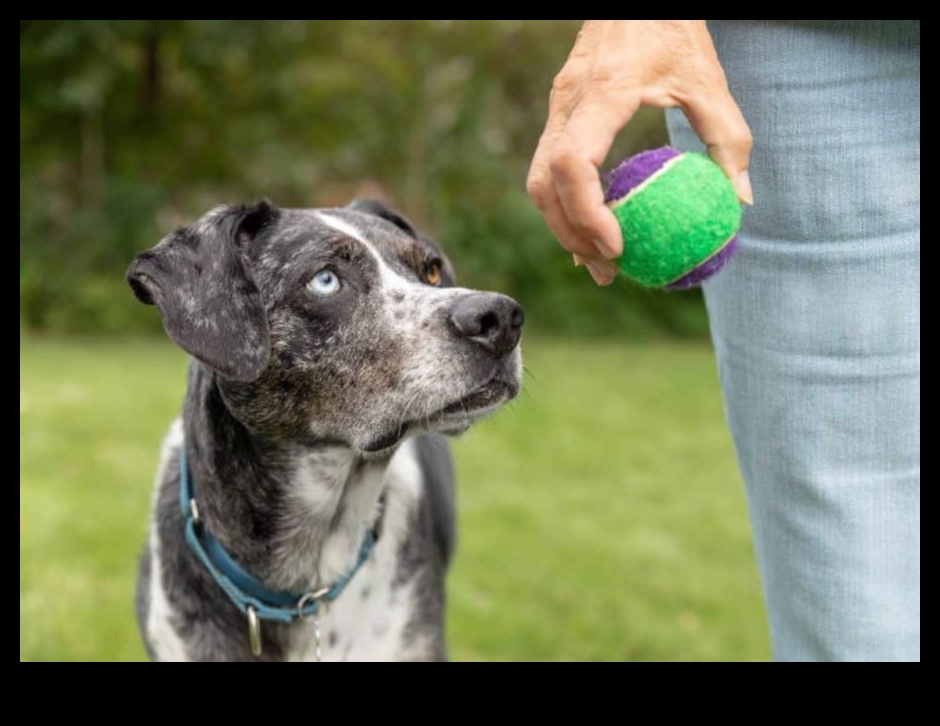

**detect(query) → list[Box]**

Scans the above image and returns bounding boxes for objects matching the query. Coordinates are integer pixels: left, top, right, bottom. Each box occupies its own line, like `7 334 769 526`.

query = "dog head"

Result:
127 200 523 451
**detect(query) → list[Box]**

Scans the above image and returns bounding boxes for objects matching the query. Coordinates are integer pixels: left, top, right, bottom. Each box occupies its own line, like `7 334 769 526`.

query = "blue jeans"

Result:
667 20 920 661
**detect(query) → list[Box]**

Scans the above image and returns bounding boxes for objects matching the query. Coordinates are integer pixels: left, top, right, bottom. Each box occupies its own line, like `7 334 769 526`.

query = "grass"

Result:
20 336 769 661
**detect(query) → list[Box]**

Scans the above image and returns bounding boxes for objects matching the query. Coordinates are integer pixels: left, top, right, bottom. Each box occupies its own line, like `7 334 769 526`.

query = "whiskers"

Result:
476 364 537 430
393 390 423 441
520 364 539 404
392 365 537 441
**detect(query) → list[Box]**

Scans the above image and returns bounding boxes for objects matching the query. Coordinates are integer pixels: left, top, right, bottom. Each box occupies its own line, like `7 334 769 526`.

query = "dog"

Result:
127 199 523 661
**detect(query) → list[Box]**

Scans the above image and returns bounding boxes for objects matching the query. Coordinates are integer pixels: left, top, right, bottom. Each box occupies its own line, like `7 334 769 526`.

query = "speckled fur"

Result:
128 200 522 661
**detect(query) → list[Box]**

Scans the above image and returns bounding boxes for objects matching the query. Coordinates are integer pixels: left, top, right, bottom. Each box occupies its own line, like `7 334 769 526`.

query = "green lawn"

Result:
20 337 769 661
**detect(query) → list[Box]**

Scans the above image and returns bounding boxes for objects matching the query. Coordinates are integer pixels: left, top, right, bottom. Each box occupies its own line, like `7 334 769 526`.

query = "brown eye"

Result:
423 260 442 286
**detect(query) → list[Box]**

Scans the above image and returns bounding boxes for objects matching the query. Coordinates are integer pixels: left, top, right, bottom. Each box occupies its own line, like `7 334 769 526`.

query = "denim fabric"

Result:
667 20 920 661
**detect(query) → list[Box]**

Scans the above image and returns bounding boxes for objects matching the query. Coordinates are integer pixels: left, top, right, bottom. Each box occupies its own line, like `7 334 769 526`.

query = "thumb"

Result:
683 89 754 205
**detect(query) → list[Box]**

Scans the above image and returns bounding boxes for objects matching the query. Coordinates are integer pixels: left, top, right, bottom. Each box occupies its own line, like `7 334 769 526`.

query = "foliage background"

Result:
20 19 708 338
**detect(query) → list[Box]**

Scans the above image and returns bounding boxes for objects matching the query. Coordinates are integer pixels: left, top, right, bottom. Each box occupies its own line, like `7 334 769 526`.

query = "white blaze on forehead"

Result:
316 212 370 246
317 211 415 289
317 209 467 301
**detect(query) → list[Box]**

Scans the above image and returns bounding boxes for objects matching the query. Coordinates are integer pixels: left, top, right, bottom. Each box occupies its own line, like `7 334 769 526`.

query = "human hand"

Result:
526 20 753 285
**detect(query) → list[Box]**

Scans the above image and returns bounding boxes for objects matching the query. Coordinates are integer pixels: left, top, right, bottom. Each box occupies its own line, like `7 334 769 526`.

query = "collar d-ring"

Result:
296 586 331 618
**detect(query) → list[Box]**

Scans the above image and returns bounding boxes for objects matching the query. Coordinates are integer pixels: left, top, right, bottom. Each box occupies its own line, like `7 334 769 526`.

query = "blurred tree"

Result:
21 20 705 337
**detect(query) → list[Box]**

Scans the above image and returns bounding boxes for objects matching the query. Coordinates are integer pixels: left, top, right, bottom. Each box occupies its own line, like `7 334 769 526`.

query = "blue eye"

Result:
307 269 341 296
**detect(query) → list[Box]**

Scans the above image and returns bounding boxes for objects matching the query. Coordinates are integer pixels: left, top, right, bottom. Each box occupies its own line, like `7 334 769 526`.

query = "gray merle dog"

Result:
127 199 523 661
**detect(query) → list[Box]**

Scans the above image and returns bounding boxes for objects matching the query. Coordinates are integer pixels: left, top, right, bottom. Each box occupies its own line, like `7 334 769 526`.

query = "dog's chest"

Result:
284 441 432 662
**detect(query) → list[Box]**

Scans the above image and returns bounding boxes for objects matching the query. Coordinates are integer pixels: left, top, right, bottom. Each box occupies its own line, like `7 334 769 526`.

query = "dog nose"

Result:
448 293 524 357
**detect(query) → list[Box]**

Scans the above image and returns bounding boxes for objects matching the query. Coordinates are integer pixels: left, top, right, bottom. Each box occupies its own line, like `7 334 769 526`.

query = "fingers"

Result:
683 88 754 204
527 69 603 263
527 33 626 285
528 149 605 261
550 91 641 259
529 141 621 285
549 147 623 261
528 87 636 274
549 146 622 261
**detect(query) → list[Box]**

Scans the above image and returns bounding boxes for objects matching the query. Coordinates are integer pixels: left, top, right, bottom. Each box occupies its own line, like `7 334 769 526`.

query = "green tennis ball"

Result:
604 146 742 289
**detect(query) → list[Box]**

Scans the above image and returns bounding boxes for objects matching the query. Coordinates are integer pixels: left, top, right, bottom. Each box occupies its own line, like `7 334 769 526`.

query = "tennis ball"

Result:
604 146 742 289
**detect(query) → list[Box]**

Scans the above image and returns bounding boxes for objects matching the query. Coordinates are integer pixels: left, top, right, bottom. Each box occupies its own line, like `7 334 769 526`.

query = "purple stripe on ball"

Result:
665 235 739 290
604 146 683 204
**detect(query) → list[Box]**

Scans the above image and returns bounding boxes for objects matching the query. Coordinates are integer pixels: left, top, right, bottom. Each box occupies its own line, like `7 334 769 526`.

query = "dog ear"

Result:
126 201 279 382
346 198 418 239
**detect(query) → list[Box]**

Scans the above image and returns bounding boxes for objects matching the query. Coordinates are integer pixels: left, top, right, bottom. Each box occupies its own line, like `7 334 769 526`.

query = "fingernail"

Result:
586 260 617 286
573 255 584 267
735 171 754 205
584 262 604 285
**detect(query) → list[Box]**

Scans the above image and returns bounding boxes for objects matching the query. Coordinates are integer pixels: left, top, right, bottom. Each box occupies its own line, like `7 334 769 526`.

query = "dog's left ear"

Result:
346 198 418 239
126 202 278 382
